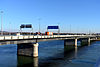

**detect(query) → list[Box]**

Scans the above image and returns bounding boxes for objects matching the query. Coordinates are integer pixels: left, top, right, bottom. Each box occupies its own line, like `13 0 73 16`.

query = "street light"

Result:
38 18 41 33
0 11 3 35
58 22 60 35
9 22 11 35
70 24 71 33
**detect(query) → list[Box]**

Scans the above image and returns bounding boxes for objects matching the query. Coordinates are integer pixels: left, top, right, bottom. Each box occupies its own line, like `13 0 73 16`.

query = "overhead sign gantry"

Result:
47 26 60 35
20 24 33 35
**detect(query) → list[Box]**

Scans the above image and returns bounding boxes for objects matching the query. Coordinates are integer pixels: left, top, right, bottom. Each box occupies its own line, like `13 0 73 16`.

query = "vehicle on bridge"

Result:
35 32 42 35
45 32 53 35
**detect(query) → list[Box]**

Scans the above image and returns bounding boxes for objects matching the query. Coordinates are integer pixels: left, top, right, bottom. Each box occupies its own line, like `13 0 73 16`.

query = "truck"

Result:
45 32 53 35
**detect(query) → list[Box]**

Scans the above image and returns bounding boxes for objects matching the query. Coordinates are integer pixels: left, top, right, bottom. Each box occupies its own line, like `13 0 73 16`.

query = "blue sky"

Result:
0 0 100 33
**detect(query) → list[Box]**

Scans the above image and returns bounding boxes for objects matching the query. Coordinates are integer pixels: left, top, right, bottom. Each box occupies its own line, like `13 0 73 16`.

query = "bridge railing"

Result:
0 35 98 41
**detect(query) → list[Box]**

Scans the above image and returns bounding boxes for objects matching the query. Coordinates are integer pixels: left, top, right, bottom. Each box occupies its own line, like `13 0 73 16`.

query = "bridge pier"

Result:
80 38 91 46
64 39 77 52
95 37 98 40
17 43 39 57
88 38 91 46
80 39 88 46
75 38 78 47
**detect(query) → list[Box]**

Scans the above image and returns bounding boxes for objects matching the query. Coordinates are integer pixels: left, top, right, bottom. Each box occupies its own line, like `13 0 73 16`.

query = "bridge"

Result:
0 34 99 57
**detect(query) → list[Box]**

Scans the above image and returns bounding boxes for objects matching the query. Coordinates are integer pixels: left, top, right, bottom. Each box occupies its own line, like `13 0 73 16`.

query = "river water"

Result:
0 40 100 67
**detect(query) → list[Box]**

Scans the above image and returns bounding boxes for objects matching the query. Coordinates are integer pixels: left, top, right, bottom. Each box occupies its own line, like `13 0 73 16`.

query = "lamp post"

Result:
9 22 11 35
0 11 3 35
38 18 41 33
58 22 60 35
70 24 71 33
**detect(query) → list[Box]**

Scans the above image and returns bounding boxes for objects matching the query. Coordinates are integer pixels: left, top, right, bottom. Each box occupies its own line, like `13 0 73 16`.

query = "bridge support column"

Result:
75 38 77 48
95 37 98 40
33 43 39 57
17 43 39 57
88 38 91 46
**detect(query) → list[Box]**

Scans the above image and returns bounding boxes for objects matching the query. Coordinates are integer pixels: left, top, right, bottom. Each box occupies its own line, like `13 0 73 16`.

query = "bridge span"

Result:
0 35 99 57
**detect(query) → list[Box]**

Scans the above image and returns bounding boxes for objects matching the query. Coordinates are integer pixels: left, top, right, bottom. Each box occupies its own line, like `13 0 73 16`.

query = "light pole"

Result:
70 24 71 33
9 22 11 35
0 11 3 35
38 18 41 33
58 22 60 35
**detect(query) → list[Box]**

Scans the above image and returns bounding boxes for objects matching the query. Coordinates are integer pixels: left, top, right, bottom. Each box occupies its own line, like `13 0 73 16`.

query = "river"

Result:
0 40 100 67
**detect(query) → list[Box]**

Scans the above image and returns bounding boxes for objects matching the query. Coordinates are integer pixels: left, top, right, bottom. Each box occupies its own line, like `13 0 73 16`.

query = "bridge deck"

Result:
0 35 98 45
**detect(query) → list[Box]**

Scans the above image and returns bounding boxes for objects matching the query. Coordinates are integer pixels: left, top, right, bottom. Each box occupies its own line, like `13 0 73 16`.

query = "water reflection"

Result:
74 47 78 58
17 56 38 67
17 48 77 67
88 42 90 46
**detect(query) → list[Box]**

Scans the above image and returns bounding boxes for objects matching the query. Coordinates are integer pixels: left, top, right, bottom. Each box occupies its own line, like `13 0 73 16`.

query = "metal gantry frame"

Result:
20 24 33 35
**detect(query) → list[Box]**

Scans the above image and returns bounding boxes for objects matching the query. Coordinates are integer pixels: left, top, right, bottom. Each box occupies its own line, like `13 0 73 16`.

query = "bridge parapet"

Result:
0 36 4 40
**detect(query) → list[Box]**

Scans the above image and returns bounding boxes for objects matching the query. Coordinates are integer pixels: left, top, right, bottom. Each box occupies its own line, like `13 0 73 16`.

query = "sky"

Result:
0 0 100 33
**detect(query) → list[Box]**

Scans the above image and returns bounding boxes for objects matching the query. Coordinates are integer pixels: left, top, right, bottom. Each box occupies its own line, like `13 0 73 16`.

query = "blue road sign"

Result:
47 26 59 29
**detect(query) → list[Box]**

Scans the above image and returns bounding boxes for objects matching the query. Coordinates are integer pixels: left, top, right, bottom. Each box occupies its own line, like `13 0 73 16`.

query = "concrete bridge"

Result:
0 34 99 57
